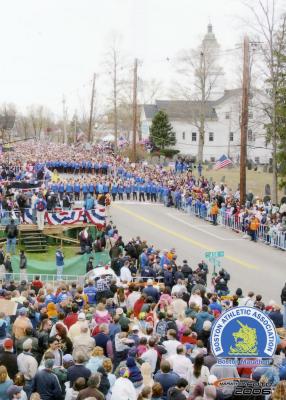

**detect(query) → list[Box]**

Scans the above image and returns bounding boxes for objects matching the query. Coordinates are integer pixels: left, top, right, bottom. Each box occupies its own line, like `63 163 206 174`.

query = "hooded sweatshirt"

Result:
126 357 143 383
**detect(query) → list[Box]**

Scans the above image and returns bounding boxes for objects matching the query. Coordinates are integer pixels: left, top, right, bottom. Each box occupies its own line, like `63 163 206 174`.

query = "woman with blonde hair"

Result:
271 381 286 400
141 362 154 387
102 358 116 400
85 346 106 373
0 365 13 400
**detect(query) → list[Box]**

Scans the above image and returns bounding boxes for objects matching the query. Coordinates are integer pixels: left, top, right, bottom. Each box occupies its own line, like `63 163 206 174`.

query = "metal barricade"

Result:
4 273 81 286
168 202 286 251
0 210 21 226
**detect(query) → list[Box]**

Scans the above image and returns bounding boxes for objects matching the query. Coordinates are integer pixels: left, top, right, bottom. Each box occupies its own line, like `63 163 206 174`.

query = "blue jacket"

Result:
82 184 88 193
51 183 58 193
67 364 91 387
143 285 160 302
154 371 179 400
111 185 118 194
31 369 62 400
74 183 81 193
56 250 64 267
34 198 47 210
269 311 283 328
140 252 149 268
126 357 143 383
66 184 73 193
84 194 94 210
194 311 214 333
84 285 97 304
160 255 170 268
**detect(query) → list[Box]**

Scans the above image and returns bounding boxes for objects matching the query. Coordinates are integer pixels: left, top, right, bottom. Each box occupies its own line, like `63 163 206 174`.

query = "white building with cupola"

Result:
140 25 272 164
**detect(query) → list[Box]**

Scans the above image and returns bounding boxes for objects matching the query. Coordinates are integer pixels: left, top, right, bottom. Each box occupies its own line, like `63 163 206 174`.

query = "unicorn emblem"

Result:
229 320 258 355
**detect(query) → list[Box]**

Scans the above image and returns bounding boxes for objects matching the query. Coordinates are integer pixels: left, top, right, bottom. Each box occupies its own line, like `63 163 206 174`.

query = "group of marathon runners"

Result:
0 140 285 399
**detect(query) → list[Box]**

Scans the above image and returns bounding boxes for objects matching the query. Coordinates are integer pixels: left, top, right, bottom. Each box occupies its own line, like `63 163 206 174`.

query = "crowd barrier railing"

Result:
1 273 82 286
2 273 163 287
175 201 286 251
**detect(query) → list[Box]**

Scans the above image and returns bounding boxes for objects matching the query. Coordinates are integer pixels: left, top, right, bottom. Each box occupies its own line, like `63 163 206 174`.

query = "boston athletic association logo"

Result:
211 306 277 366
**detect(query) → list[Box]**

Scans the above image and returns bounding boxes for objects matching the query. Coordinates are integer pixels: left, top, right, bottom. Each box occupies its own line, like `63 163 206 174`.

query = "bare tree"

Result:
174 25 223 162
28 105 54 142
139 78 164 104
28 105 44 140
244 0 286 203
17 115 31 139
104 33 127 151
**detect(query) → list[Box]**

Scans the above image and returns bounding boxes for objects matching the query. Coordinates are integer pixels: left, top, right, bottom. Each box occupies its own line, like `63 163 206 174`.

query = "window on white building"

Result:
248 129 253 141
182 131 185 140
255 157 260 163
225 112 230 119
229 132 234 142
209 132 214 141
249 112 253 119
192 132 197 142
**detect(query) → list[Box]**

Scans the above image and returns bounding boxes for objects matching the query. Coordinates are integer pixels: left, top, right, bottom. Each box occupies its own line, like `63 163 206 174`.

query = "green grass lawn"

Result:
197 167 284 200
25 245 79 262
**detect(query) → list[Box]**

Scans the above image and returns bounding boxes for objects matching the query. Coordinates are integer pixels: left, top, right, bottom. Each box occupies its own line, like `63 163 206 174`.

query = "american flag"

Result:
214 154 233 170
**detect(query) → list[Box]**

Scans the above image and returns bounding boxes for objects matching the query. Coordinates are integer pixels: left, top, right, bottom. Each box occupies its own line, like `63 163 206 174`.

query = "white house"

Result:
140 89 272 164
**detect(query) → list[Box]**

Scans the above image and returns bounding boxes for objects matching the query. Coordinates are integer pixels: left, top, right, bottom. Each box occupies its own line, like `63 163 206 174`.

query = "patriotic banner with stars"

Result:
24 208 105 227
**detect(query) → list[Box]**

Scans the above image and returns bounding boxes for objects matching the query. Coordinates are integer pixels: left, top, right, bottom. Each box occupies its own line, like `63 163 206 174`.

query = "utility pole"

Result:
113 51 118 152
88 73 96 143
62 96 67 144
132 58 138 163
240 36 250 206
227 107 232 158
73 110 77 143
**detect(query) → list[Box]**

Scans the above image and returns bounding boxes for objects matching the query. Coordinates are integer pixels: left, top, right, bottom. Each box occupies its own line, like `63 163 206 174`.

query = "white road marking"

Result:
166 213 244 241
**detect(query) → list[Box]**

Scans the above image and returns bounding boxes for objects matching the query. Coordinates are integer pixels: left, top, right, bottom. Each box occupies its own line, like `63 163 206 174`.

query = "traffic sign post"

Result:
205 251 224 274
205 251 224 259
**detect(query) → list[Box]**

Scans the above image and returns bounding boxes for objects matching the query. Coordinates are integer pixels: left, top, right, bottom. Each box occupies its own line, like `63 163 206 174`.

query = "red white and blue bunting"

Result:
24 208 105 227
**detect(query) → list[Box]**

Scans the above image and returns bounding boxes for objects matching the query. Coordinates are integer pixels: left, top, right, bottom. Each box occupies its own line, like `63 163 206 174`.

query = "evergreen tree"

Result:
149 110 176 150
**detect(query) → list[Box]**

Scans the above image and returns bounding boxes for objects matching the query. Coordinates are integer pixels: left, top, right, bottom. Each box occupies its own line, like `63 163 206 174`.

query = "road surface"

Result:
109 201 285 304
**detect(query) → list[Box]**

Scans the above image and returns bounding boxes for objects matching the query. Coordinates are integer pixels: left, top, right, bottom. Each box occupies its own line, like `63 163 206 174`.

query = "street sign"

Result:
205 251 224 259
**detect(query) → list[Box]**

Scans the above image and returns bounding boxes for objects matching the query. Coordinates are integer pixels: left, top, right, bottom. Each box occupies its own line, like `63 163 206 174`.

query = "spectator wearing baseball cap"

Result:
6 384 22 400
0 338 18 380
68 312 90 342
110 367 137 400
17 339 38 398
